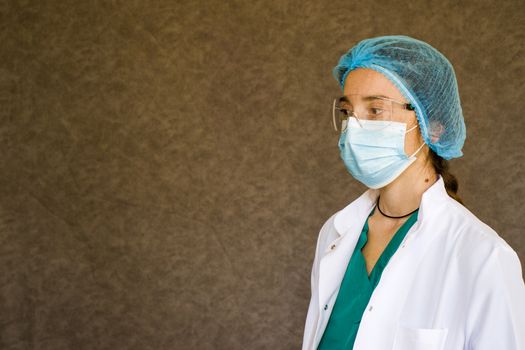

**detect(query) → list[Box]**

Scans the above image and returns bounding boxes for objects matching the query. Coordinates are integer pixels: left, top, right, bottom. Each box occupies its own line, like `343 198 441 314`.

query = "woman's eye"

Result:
371 108 383 115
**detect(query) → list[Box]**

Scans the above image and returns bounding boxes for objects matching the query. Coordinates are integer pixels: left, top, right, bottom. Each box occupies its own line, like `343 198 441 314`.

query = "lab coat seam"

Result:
461 219 489 346
465 247 521 349
464 266 485 349
428 234 460 328
492 248 522 348
496 245 522 346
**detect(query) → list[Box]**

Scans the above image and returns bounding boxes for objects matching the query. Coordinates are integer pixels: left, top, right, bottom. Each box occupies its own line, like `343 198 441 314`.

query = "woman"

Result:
302 35 525 350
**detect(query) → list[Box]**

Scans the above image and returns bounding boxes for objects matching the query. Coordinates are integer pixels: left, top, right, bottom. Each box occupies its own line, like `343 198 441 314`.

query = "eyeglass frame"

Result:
332 94 416 132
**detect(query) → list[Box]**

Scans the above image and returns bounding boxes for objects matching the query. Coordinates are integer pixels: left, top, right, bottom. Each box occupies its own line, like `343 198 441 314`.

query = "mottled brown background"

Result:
1 0 524 349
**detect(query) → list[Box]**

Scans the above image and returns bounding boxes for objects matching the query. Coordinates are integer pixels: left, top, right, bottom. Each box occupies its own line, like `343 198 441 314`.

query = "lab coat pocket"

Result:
392 324 448 350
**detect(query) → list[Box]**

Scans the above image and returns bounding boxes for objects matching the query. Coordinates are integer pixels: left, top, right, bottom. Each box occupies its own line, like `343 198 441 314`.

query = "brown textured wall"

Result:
1 0 524 349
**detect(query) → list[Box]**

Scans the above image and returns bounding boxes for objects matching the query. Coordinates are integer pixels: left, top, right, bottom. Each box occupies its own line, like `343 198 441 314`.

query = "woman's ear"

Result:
429 121 445 143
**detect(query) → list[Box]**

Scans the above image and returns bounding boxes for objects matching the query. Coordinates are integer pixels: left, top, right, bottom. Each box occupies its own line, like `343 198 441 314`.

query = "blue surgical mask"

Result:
338 117 425 189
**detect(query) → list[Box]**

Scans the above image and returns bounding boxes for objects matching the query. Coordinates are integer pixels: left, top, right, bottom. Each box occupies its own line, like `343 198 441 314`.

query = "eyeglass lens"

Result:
333 95 394 131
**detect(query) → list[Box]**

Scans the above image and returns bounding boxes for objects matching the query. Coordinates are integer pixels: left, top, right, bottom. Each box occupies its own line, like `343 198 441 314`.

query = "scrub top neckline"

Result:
359 205 420 283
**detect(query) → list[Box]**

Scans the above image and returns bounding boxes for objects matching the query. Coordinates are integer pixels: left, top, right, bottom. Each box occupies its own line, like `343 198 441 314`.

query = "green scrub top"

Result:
317 205 419 350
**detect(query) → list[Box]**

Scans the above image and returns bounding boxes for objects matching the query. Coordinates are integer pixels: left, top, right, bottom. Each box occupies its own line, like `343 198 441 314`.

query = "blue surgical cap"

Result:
332 35 466 160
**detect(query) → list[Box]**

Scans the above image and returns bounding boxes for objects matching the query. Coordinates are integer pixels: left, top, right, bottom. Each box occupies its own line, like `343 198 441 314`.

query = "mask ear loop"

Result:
409 140 426 158
406 123 419 133
406 122 425 158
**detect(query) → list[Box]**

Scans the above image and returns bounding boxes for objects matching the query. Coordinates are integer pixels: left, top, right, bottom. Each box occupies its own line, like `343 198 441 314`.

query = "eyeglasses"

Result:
332 94 415 132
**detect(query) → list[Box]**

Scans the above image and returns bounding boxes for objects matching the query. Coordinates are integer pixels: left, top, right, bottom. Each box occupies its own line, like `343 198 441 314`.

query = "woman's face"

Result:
343 68 426 158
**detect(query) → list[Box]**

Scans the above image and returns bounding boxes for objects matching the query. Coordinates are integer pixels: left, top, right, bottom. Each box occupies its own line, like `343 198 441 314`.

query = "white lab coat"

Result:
302 175 525 350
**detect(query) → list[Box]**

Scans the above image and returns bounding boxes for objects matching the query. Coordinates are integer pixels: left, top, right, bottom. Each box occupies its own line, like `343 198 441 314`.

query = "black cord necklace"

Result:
376 195 419 219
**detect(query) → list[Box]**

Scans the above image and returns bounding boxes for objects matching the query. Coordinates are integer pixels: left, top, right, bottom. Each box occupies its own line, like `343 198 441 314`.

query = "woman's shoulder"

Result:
438 196 522 274
440 196 516 253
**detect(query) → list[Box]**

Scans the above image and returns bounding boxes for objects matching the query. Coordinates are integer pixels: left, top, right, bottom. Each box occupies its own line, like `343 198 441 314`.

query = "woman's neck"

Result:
375 162 438 218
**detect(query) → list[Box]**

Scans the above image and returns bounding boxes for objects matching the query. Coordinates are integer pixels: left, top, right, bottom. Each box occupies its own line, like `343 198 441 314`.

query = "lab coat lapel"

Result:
317 188 379 312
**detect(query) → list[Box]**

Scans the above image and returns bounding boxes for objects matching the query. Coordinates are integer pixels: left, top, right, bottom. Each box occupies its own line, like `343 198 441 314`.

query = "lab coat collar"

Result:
333 174 448 237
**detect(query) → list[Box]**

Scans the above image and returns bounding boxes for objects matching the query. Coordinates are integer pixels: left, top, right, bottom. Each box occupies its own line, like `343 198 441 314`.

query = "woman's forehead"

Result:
343 68 405 101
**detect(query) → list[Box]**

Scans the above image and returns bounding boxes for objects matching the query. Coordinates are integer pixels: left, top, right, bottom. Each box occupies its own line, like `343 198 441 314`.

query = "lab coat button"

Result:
368 305 373 311
330 244 336 250
324 304 328 310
